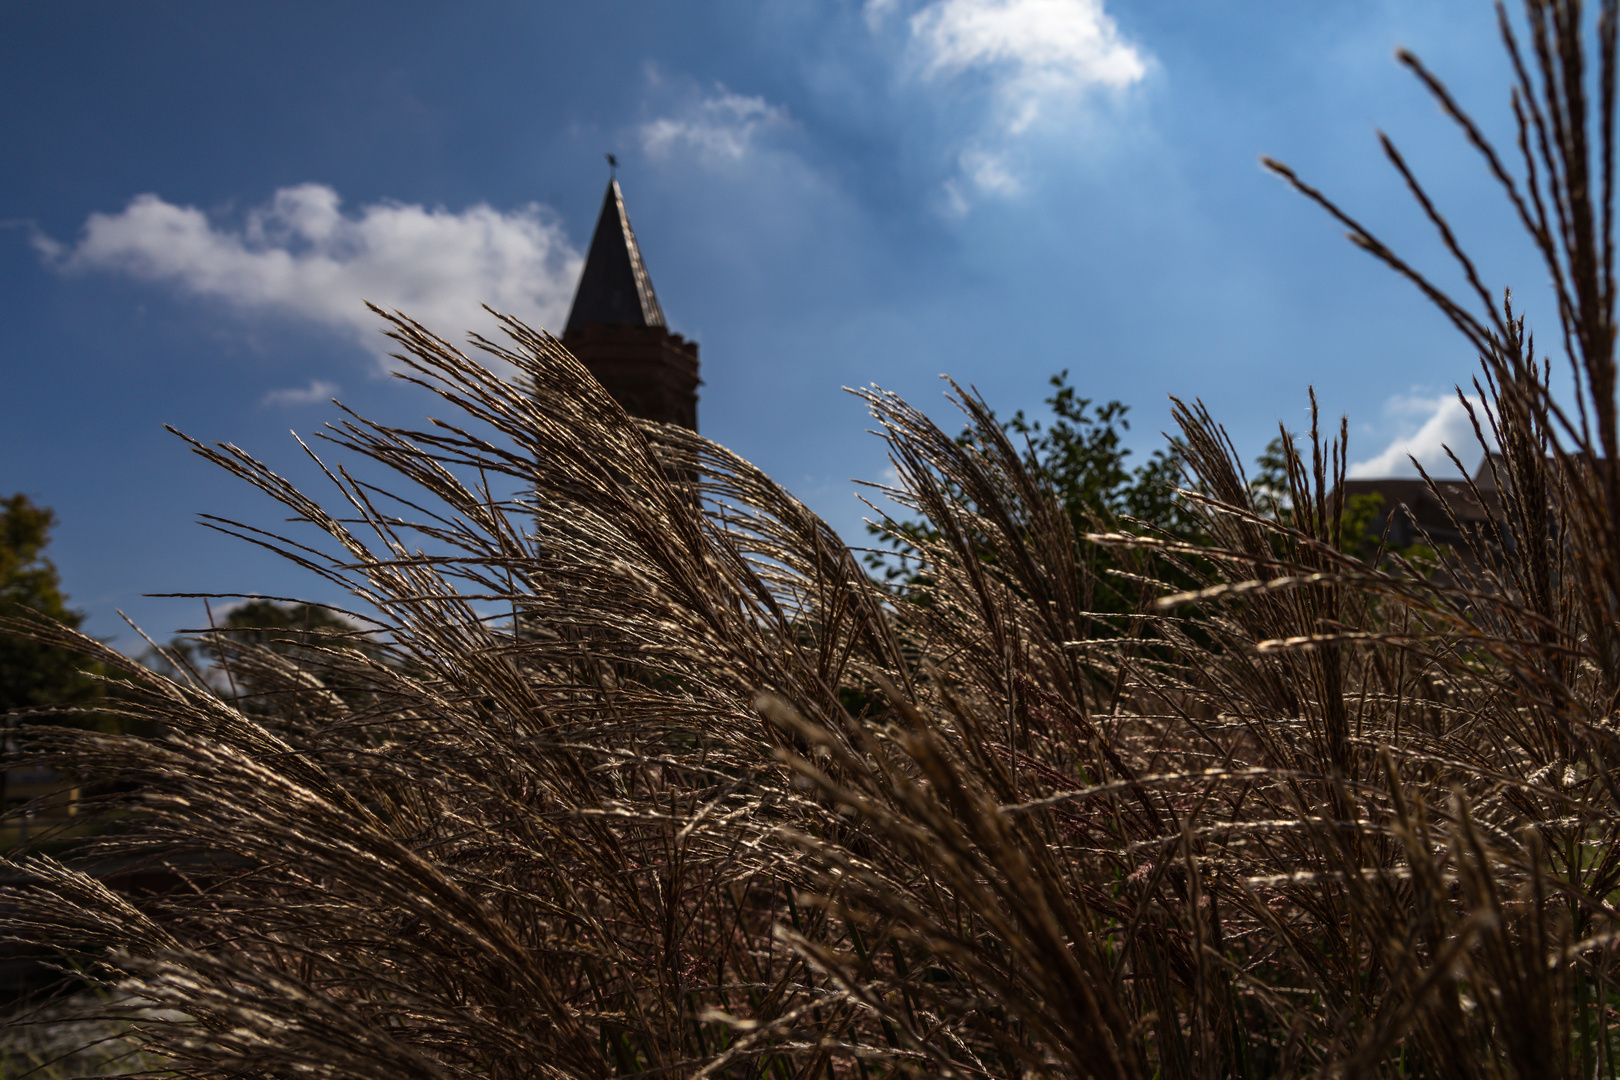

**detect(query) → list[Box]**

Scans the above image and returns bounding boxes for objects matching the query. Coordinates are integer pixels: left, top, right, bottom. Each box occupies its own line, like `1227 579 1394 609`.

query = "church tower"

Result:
561 179 700 430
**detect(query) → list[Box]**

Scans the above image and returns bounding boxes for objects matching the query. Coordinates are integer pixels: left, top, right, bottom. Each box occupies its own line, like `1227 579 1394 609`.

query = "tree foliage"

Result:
139 599 383 712
1003 370 1195 538
0 495 101 718
867 370 1198 623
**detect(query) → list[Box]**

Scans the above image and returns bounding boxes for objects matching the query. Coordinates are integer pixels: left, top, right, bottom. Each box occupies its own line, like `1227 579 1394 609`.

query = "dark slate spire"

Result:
564 179 666 334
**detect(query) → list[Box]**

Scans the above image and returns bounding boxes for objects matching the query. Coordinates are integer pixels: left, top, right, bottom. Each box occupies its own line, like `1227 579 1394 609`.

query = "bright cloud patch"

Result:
261 379 339 407
943 149 1024 214
1347 392 1485 479
36 184 583 364
640 90 791 165
902 0 1145 130
960 148 1020 194
868 0 1147 205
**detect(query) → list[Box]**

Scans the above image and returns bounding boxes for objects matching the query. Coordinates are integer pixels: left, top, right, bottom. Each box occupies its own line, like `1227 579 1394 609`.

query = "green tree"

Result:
216 599 360 651
204 599 383 711
1 495 105 824
0 494 102 717
1002 370 1197 541
138 599 384 712
868 371 1198 617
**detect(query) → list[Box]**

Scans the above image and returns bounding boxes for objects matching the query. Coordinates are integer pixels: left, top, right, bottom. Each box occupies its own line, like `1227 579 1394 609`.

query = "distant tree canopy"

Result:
201 599 384 710
0 494 102 718
867 371 1198 617
215 600 360 652
1001 371 1197 542
136 599 387 719
868 374 1406 619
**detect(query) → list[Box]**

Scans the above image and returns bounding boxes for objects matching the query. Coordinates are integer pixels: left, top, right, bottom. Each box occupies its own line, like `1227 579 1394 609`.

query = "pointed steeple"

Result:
564 179 666 334
559 176 700 431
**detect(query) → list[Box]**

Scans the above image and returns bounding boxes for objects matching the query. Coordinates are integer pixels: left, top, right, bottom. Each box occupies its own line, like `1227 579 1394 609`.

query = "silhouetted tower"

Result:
561 179 700 430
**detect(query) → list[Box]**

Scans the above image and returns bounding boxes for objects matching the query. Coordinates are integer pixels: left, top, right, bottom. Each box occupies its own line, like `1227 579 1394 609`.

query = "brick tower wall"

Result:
562 323 700 431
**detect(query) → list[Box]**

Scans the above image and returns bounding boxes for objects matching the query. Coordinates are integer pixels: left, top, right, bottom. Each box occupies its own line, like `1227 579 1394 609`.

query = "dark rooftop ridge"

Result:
564 178 666 335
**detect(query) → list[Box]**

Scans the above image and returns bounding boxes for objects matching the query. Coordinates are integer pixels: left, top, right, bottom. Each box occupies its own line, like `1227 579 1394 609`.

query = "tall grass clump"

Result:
8 0 1620 1075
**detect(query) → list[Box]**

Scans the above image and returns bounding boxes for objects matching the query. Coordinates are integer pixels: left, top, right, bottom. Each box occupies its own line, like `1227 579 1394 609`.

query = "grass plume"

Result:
9 1 1620 1076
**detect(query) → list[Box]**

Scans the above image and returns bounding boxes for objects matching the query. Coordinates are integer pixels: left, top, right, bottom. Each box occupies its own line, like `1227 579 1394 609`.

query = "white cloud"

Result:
261 379 339 407
640 90 792 165
867 0 1147 207
891 0 1146 131
37 184 583 365
1347 392 1486 478
943 149 1022 214
960 148 1020 194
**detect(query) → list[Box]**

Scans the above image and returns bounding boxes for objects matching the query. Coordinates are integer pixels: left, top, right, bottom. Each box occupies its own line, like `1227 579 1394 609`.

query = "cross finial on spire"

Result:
606 152 618 178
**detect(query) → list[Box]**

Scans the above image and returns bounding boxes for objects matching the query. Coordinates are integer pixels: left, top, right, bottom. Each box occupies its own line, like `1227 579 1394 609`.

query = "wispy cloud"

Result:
959 148 1020 193
261 379 339 407
941 146 1023 211
868 0 1148 203
883 0 1147 128
1347 392 1485 479
639 89 792 165
908 0 1146 128
36 184 583 365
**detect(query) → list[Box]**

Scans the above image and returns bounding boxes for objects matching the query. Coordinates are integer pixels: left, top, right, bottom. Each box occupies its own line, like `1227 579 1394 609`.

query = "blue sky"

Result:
2 1 1558 650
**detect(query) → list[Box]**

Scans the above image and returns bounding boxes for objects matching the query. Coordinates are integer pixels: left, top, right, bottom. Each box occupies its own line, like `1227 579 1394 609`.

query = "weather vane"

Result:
606 152 618 179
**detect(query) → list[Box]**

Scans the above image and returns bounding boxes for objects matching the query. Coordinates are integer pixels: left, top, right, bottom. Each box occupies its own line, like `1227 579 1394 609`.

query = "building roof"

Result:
1338 477 1500 525
1335 454 1505 553
564 179 666 335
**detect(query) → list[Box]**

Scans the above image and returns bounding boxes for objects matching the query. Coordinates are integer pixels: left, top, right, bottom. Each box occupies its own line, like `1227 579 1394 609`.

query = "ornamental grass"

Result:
8 1 1620 1076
